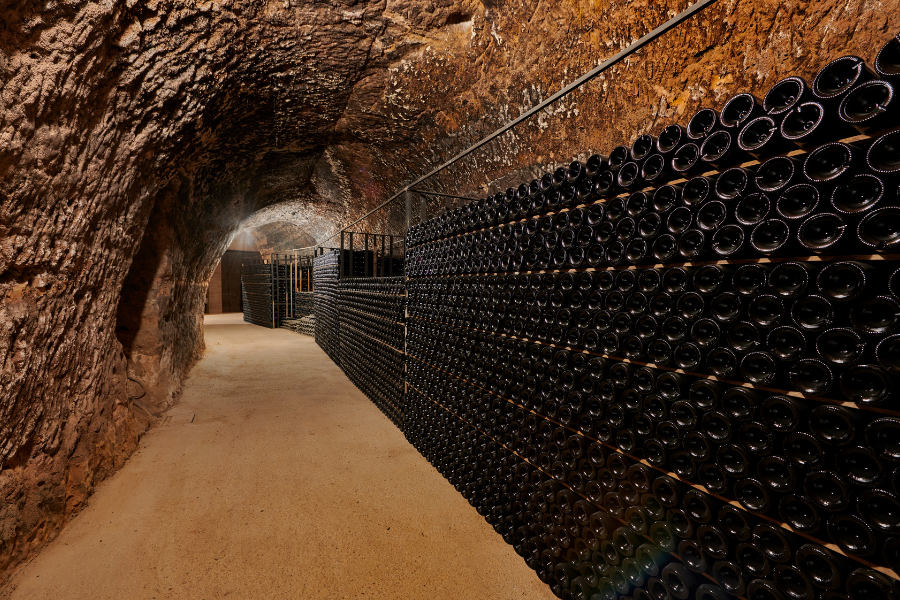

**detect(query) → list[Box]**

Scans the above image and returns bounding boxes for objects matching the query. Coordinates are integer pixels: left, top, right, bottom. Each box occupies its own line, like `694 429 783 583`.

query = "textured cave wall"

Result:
250 0 900 236
0 0 483 576
1 0 899 582
369 0 900 205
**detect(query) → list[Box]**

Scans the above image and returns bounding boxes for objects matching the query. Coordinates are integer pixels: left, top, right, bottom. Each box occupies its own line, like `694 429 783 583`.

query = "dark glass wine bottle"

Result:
753 523 793 563
750 219 791 255
736 193 771 227
710 225 744 258
816 261 870 302
662 561 699 599
835 445 884 488
764 76 813 119
741 352 778 384
812 55 877 105
780 101 840 148
791 294 833 332
738 116 796 157
697 201 727 231
617 161 643 190
609 146 630 171
832 173 884 215
676 539 709 575
585 153 609 177
799 212 848 253
816 327 865 365
715 166 755 200
858 207 900 251
641 153 672 184
758 455 797 493
839 364 892 405
776 184 819 222
795 544 847 591
760 395 806 433
781 495 824 533
839 79 900 133
857 489 900 534
845 568 900 598
868 418 900 464
773 564 816 600
784 432 826 469
700 130 747 169
672 143 703 176
631 134 656 162
827 516 877 556
803 142 858 184
804 469 851 511
757 156 800 194
687 108 719 140
707 347 738 377
721 92 764 130
876 334 900 375
657 124 685 155
788 358 833 395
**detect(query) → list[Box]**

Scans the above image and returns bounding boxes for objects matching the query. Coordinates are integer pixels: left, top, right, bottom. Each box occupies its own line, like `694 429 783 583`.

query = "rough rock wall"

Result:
374 0 900 203
1 0 898 581
0 0 481 576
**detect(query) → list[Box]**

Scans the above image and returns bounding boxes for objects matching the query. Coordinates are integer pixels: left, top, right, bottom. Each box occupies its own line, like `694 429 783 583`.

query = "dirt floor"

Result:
2 313 554 600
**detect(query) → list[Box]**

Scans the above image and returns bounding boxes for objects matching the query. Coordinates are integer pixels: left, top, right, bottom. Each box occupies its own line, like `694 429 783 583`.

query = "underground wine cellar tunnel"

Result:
4 0 900 598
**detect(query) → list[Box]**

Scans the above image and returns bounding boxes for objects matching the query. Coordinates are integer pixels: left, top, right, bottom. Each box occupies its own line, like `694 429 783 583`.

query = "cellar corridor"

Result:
1 314 553 600
6 1 900 598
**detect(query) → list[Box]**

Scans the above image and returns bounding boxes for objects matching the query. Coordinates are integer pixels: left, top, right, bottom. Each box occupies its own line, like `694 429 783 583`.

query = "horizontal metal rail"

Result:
313 0 718 246
408 189 478 201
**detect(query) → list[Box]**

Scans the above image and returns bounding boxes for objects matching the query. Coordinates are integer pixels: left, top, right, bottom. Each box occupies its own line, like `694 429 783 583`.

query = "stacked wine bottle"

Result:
298 264 313 292
281 314 317 336
404 34 900 600
338 276 407 425
293 291 314 319
313 251 342 364
240 262 289 328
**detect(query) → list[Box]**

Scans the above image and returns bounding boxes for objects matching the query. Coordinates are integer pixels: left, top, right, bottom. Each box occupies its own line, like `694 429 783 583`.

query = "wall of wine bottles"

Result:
313 250 341 363
341 249 375 277
402 34 900 600
281 315 316 336
293 291 314 319
240 263 288 328
338 276 407 425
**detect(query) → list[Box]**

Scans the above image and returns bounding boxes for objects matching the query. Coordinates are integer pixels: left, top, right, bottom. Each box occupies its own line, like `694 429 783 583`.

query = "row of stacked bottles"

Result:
400 34 900 600
313 251 341 363
338 277 407 424
241 263 288 328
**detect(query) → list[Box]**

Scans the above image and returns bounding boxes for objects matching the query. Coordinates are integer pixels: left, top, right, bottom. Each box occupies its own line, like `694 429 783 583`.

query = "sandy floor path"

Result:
4 314 553 600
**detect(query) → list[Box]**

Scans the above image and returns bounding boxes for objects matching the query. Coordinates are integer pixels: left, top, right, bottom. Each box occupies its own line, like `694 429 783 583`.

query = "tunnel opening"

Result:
205 230 261 315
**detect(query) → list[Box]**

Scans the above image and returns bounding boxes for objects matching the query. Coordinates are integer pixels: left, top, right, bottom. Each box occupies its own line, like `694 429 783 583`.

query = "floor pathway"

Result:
4 314 554 600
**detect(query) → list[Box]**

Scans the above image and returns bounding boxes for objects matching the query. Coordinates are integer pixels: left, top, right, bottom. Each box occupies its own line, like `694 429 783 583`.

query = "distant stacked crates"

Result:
293 292 314 318
379 256 405 277
240 263 288 328
342 249 375 277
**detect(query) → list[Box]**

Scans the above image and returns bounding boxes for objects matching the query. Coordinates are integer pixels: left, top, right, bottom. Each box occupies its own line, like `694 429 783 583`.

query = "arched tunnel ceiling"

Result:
244 221 317 256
